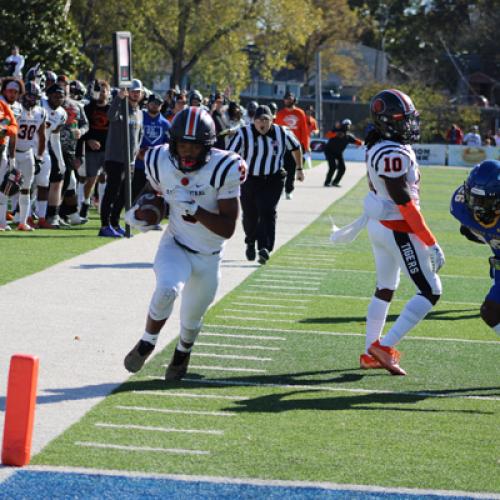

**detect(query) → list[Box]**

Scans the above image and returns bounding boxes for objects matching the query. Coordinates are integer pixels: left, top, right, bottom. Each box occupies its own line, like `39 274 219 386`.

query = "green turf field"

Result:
30 167 500 493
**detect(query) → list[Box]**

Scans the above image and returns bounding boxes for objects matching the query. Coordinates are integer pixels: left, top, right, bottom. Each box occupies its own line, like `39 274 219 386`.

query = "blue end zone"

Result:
0 470 479 499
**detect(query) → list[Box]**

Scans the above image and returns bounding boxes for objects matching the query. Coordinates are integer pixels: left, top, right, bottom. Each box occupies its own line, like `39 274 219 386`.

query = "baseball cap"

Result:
283 91 295 100
254 105 273 120
129 79 143 91
57 75 69 84
148 93 163 104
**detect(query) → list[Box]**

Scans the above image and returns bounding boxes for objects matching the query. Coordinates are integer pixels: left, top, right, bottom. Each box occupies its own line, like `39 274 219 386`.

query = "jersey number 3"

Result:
384 157 403 173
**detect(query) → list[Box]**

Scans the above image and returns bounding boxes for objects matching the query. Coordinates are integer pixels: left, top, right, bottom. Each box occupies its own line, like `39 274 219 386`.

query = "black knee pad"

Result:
419 292 441 306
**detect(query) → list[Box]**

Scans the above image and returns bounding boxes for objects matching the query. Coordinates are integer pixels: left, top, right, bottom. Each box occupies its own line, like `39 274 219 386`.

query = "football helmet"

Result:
22 81 41 109
188 89 203 106
69 80 86 100
464 160 500 226
169 107 216 172
370 89 420 144
246 100 259 116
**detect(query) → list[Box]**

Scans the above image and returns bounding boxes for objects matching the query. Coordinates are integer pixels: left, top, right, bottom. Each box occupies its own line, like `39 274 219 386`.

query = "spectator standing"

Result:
463 126 482 146
494 129 500 146
244 101 258 125
445 123 464 145
323 118 362 187
167 91 187 123
4 46 25 78
99 79 143 237
228 105 303 264
210 92 228 150
274 91 309 199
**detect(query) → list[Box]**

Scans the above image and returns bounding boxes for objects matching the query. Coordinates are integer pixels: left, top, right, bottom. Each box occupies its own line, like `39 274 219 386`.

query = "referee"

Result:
228 105 304 264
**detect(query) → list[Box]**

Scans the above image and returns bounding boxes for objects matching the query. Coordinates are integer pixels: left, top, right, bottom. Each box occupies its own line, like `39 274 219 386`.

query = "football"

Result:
134 193 168 226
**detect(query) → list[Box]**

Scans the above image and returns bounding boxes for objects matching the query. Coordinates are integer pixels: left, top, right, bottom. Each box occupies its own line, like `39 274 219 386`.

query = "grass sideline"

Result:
32 167 500 494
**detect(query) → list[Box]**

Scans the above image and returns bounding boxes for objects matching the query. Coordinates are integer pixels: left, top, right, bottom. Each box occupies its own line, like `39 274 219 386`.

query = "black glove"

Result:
34 157 42 175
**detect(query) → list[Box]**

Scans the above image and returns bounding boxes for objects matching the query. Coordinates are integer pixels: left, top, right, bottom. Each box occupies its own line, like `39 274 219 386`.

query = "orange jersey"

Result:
275 107 309 150
0 100 18 146
306 115 318 136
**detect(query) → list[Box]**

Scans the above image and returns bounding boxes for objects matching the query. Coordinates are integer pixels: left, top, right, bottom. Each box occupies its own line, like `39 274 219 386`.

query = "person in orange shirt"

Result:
0 99 19 230
274 91 307 199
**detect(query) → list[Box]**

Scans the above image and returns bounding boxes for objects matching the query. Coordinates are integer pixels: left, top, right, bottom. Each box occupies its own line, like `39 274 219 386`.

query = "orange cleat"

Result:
359 353 383 369
368 340 406 376
6 211 14 221
17 223 34 232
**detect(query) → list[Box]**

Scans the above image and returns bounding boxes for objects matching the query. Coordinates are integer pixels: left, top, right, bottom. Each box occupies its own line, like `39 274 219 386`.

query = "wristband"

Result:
398 200 436 246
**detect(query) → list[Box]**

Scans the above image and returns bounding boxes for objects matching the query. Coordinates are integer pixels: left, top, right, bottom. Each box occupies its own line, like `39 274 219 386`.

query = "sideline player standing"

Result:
450 160 500 336
123 107 246 381
363 89 445 375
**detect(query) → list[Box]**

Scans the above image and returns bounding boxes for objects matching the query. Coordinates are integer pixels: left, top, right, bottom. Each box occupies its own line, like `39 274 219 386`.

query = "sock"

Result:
18 193 30 225
46 205 57 218
176 339 194 353
98 182 106 212
365 296 391 353
141 331 159 346
10 193 19 213
0 192 7 225
381 295 434 347
84 197 91 205
77 183 85 207
36 199 48 219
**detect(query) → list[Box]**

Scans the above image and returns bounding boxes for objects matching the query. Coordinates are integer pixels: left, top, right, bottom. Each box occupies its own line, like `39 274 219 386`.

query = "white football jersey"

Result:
145 145 247 254
16 105 46 151
41 98 67 142
366 139 420 220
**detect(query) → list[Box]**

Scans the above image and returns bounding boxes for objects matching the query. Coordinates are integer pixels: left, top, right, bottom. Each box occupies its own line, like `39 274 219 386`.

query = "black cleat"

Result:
258 248 270 265
165 349 191 381
124 340 155 373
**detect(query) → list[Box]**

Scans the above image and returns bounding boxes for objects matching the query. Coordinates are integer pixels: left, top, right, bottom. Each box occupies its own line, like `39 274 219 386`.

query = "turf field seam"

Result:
131 390 247 400
74 442 210 455
115 405 236 417
19 466 500 499
95 422 225 435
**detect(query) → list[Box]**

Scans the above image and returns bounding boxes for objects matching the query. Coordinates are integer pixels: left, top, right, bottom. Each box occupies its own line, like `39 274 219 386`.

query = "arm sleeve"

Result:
398 200 436 246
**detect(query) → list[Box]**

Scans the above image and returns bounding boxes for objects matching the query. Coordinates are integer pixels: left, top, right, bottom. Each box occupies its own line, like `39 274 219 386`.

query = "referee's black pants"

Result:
324 152 346 186
283 150 296 195
240 173 285 253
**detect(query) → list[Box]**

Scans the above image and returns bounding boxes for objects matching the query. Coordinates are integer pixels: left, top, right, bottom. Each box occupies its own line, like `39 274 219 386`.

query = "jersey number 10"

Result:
384 157 403 173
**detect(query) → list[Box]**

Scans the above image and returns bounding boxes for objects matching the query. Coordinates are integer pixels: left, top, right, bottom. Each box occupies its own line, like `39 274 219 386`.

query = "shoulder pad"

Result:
209 151 246 190
371 144 412 177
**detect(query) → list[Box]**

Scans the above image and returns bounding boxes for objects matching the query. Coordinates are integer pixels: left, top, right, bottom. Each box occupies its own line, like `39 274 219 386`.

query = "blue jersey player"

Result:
450 160 500 336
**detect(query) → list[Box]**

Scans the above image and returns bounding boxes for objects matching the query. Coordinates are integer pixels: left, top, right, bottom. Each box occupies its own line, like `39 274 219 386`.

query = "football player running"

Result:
450 160 500 336
363 89 444 375
123 107 247 381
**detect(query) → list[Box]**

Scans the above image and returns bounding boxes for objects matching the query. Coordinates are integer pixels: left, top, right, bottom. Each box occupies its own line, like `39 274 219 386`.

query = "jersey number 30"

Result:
384 157 403 173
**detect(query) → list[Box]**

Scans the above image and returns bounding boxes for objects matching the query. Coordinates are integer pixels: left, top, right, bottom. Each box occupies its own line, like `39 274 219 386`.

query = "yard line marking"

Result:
196 341 281 351
238 295 311 303
223 308 303 316
187 365 267 373
115 405 235 417
240 289 483 307
131 390 246 401
95 422 224 435
282 251 336 258
254 278 322 285
231 302 307 309
267 265 333 272
201 332 285 341
261 268 325 275
283 256 335 263
182 378 500 402
74 441 209 455
248 284 319 291
205 324 500 345
192 352 273 362
215 315 297 323
25 465 500 499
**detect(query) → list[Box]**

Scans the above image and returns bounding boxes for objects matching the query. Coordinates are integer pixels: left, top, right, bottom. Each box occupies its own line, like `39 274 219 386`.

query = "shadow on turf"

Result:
301 308 480 325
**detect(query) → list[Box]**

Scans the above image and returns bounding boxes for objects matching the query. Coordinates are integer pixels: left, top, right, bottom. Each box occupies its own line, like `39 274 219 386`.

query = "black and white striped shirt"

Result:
227 124 300 177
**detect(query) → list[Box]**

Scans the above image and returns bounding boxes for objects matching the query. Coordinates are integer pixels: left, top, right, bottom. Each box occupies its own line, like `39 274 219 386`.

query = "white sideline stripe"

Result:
215 315 296 323
223 308 303 316
240 289 482 307
267 265 332 272
74 441 209 455
115 405 235 417
238 295 311 303
248 285 320 291
24 466 500 500
95 422 224 435
183 378 500 402
261 268 325 276
188 365 267 373
205 324 500 345
196 341 280 351
201 332 285 341
231 302 307 310
131 390 246 401
254 278 322 285
192 352 273 362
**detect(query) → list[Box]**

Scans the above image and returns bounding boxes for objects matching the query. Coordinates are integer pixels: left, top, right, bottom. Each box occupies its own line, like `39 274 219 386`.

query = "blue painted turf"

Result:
0 470 479 499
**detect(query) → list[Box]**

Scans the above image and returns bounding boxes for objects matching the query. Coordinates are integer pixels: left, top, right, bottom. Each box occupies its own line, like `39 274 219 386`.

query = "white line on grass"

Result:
187 365 267 373
74 441 209 455
24 466 500 499
201 332 285 341
95 422 224 435
214 315 296 323
238 295 311 303
131 390 246 401
260 268 326 276
223 308 303 316
205 324 500 345
115 405 236 417
282 256 335 263
248 285 319 291
192 352 273 362
254 278 322 285
196 342 280 351
230 302 307 310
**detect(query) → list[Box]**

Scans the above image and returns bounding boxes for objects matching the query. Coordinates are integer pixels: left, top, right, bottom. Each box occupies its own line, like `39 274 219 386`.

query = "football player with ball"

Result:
124 107 247 381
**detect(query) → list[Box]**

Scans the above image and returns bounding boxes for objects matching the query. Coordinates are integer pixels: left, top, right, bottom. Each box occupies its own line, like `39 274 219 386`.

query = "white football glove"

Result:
124 204 156 233
429 243 445 273
173 186 198 217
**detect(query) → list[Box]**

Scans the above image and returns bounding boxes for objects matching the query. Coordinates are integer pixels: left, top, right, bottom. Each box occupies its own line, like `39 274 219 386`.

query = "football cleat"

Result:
124 340 155 373
98 225 122 238
368 340 406 376
66 212 82 225
165 349 191 381
17 223 34 231
359 353 382 369
245 243 256 261
258 248 270 265
0 223 12 231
